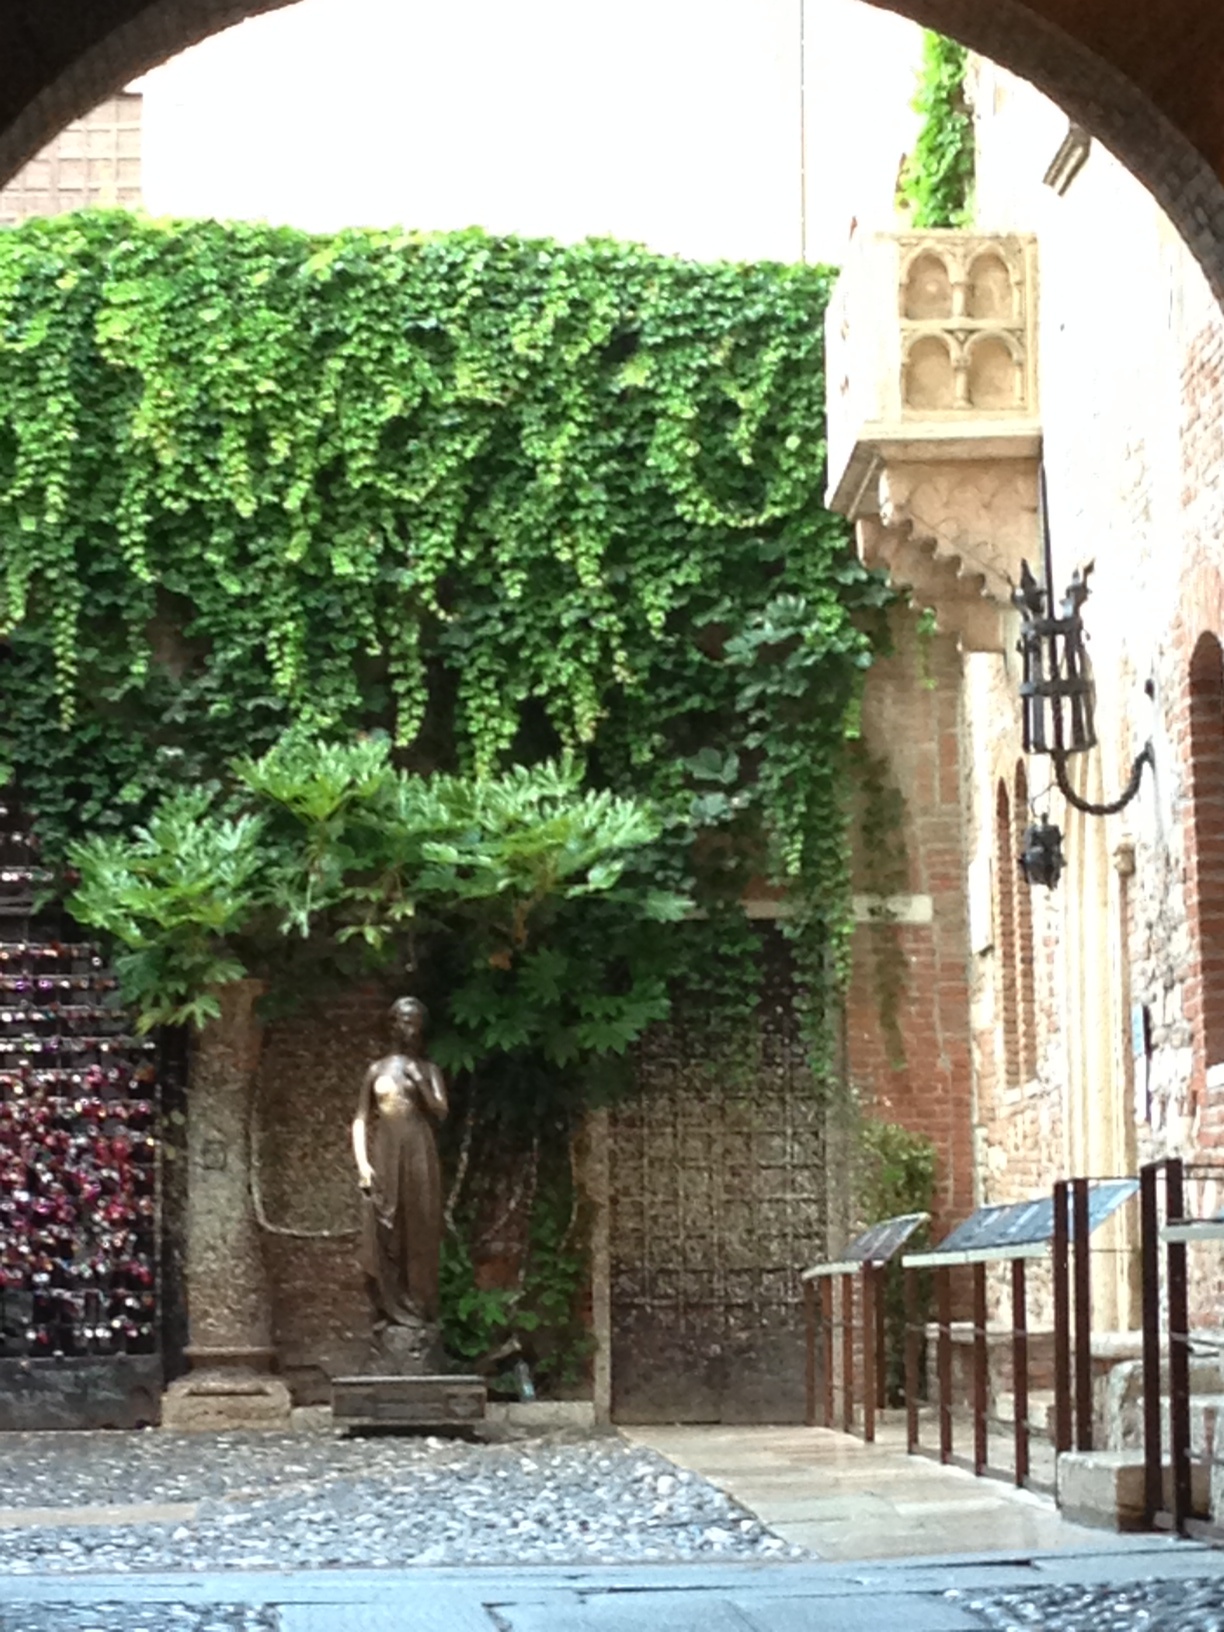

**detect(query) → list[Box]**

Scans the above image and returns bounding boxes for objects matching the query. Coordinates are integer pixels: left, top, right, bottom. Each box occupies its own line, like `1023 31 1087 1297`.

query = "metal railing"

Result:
801 1212 928 1443
1140 1156 1224 1536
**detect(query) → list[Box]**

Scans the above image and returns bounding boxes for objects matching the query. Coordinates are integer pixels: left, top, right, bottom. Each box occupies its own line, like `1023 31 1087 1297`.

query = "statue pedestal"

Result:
332 1372 486 1431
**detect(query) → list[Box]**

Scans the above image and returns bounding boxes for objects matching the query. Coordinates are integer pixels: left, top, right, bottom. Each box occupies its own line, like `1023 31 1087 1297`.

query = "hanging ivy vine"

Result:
898 32 975 229
0 211 891 1033
0 211 897 1381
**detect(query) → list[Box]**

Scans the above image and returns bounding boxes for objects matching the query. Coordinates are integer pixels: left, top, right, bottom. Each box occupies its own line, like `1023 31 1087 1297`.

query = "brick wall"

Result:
962 67 1224 1328
846 610 975 1234
251 985 388 1400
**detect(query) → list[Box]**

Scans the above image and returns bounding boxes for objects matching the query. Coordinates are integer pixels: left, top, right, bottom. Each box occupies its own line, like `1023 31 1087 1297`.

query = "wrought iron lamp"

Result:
1012 469 1153 888
1018 815 1064 890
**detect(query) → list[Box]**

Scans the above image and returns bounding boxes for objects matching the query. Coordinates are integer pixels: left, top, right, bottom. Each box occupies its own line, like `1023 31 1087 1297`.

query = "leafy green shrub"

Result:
856 1117 939 1404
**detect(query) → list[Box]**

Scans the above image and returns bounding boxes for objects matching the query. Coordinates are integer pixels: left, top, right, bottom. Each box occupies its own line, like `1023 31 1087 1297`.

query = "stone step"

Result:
1058 1449 1211 1529
1101 1359 1224 1450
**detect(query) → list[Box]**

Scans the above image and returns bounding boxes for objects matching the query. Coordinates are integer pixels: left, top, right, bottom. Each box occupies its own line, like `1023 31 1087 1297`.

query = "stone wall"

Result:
0 91 141 224
960 65 1224 1327
251 986 385 1402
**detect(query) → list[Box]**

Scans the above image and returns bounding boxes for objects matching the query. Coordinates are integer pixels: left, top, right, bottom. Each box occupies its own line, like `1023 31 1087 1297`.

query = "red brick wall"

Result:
1169 309 1224 1160
846 611 975 1233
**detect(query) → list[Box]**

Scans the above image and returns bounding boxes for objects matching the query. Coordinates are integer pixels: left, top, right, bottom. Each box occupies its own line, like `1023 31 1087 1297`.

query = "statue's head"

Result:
390 995 427 1044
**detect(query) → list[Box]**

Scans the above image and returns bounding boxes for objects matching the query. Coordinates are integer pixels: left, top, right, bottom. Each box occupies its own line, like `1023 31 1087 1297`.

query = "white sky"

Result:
136 0 923 265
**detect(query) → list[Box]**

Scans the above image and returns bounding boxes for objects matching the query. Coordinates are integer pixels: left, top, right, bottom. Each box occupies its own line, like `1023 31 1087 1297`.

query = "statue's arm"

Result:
352 1068 376 1190
423 1062 448 1122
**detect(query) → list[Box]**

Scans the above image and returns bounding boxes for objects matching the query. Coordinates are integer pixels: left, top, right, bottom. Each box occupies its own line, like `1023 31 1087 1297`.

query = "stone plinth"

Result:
332 1373 486 1431
162 1367 291 1432
1058 1448 1210 1529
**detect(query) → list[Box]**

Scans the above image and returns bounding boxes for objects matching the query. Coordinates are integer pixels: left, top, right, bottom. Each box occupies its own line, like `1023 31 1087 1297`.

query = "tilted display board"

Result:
802 1211 929 1279
902 1180 1137 1268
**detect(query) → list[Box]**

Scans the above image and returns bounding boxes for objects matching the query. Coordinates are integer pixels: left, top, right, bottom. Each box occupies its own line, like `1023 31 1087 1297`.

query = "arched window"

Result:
996 779 1022 1086
1189 633 1224 1071
1014 762 1038 1081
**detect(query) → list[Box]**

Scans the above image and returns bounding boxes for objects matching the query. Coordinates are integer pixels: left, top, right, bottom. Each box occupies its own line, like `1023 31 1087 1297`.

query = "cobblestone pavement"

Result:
0 1429 797 1572
959 1576 1224 1631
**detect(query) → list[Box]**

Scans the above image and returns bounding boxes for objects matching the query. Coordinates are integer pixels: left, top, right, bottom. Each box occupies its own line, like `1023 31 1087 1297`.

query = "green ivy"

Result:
0 213 901 1385
0 211 892 1064
440 1140 591 1395
898 33 975 229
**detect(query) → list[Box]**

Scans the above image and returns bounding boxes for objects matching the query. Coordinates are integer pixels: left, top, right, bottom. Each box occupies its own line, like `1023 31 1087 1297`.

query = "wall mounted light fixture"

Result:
1012 469 1153 887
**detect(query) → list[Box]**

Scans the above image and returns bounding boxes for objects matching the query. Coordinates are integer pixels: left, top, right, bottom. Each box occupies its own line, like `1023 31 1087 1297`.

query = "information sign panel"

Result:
802 1211 929 1279
902 1180 1138 1268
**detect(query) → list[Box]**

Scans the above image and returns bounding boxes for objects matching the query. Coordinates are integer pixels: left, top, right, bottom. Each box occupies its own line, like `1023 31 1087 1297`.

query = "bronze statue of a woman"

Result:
352 997 448 1337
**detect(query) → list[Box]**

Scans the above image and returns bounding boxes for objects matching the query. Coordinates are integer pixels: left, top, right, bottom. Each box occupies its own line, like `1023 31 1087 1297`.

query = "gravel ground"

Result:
0 1611 275 1632
7 1581 1224 1632
0 1429 798 1571
959 1578 1224 1631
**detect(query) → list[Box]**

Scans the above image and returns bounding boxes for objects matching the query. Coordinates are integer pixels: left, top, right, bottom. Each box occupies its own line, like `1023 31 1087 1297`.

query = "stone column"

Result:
579 1108 612 1425
162 978 291 1429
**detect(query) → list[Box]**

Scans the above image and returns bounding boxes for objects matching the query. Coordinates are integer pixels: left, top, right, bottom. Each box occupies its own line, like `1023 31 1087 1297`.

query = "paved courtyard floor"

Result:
624 1417 1125 1561
0 1419 1221 1627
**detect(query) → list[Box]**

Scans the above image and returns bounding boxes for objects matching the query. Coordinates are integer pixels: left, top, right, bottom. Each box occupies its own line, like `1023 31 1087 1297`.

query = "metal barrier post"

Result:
841 1271 855 1435
1139 1161 1163 1527
937 1266 953 1463
861 1264 877 1444
1012 1257 1029 1487
1052 1180 1072 1454
972 1261 988 1475
1072 1175 1093 1451
1166 1157 1191 1533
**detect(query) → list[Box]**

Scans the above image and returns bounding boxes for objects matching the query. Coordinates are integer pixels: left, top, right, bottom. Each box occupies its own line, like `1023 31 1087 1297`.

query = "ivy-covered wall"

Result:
0 211 904 1393
0 209 898 1040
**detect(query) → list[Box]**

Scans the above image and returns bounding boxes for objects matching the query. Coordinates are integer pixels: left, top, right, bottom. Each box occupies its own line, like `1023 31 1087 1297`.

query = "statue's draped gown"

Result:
358 1056 445 1324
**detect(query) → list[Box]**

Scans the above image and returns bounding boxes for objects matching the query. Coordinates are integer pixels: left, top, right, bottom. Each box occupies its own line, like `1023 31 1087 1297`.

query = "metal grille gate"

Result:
609 927 827 1423
0 797 164 1427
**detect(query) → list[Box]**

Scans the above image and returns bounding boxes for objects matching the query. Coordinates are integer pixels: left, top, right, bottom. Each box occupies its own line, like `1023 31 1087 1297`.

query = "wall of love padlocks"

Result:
0 808 162 1366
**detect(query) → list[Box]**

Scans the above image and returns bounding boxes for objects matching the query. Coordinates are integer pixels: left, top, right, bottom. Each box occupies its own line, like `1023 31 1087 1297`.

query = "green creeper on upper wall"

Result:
898 32 975 229
0 209 895 1075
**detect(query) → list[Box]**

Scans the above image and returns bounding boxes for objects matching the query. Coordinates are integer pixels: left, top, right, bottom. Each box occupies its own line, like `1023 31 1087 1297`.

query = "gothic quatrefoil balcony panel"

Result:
825 231 1042 650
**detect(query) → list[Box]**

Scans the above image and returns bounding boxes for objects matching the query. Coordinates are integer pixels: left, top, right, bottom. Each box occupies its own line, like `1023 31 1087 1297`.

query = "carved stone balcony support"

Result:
826 232 1042 652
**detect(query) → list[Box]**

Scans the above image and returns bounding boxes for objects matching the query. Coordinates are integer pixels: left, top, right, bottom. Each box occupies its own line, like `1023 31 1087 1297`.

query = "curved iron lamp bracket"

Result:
1051 740 1153 818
